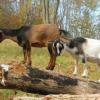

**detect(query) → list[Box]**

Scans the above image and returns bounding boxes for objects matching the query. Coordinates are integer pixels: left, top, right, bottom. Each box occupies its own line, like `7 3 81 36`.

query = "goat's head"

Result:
51 39 64 56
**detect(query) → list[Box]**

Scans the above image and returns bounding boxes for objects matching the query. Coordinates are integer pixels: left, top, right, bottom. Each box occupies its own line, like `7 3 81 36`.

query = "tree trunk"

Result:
42 0 50 23
45 0 50 23
42 0 46 23
53 0 60 24
0 62 100 95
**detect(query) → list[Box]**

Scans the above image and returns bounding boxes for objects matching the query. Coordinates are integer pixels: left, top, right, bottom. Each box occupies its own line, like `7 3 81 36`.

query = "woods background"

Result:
0 0 99 39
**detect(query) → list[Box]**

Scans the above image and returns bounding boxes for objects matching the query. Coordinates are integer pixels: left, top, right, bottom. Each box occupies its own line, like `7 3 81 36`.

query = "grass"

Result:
0 40 100 100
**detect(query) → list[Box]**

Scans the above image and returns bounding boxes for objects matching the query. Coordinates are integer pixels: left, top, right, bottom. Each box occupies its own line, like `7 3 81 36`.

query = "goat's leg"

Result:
98 53 100 66
22 47 27 64
46 42 57 70
26 46 31 67
23 43 32 67
46 55 53 70
97 54 100 82
73 58 79 76
82 56 88 78
46 55 56 70
51 56 56 70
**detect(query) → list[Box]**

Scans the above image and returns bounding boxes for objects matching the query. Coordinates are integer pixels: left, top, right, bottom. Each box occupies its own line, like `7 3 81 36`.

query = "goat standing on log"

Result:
0 24 70 69
48 37 100 78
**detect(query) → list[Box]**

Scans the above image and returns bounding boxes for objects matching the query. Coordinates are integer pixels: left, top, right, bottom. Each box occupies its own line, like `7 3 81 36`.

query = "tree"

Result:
42 0 50 23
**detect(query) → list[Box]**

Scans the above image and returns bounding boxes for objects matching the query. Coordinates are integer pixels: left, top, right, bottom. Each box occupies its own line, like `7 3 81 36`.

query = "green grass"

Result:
0 40 100 100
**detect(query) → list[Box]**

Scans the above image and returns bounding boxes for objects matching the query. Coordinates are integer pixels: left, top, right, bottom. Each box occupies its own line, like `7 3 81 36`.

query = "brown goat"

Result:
0 24 69 70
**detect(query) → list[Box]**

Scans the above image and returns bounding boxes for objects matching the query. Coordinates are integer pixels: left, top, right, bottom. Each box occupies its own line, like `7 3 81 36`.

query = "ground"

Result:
0 40 100 100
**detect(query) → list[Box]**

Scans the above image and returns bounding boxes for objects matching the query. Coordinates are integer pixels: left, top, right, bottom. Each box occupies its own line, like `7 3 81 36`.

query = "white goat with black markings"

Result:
50 37 100 78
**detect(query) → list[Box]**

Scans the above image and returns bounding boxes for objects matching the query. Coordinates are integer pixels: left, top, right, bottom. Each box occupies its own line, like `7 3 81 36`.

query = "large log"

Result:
0 61 100 95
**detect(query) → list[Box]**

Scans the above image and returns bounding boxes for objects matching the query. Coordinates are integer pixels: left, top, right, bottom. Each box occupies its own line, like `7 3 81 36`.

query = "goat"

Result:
0 24 70 69
49 37 100 78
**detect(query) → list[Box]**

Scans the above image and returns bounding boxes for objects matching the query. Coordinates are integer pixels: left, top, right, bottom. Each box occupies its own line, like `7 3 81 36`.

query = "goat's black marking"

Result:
0 26 31 46
0 26 30 37
68 37 87 49
68 37 87 55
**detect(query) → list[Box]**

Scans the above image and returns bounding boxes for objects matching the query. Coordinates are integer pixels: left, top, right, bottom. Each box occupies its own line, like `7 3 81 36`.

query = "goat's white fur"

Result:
0 64 9 86
63 38 100 78
83 38 100 58
56 43 61 55
0 64 9 72
72 58 78 75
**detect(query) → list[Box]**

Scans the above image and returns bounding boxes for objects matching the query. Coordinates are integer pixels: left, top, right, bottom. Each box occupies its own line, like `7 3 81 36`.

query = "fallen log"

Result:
0 61 100 95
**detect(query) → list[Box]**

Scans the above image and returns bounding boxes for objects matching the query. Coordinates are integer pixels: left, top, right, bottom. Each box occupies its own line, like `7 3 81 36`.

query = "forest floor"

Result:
0 40 100 100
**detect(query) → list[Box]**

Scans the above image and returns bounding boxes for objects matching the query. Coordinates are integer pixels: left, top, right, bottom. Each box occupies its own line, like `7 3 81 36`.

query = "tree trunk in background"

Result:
45 0 50 23
0 62 100 95
53 0 60 24
42 0 50 23
42 0 46 23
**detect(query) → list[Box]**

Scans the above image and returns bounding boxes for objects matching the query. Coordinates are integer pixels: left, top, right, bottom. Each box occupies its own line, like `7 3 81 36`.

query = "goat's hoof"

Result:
82 75 88 78
24 64 32 68
46 67 54 70
46 67 51 70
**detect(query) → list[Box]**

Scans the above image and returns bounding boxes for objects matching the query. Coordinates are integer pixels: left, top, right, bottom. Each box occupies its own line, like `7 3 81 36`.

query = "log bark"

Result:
0 62 100 95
